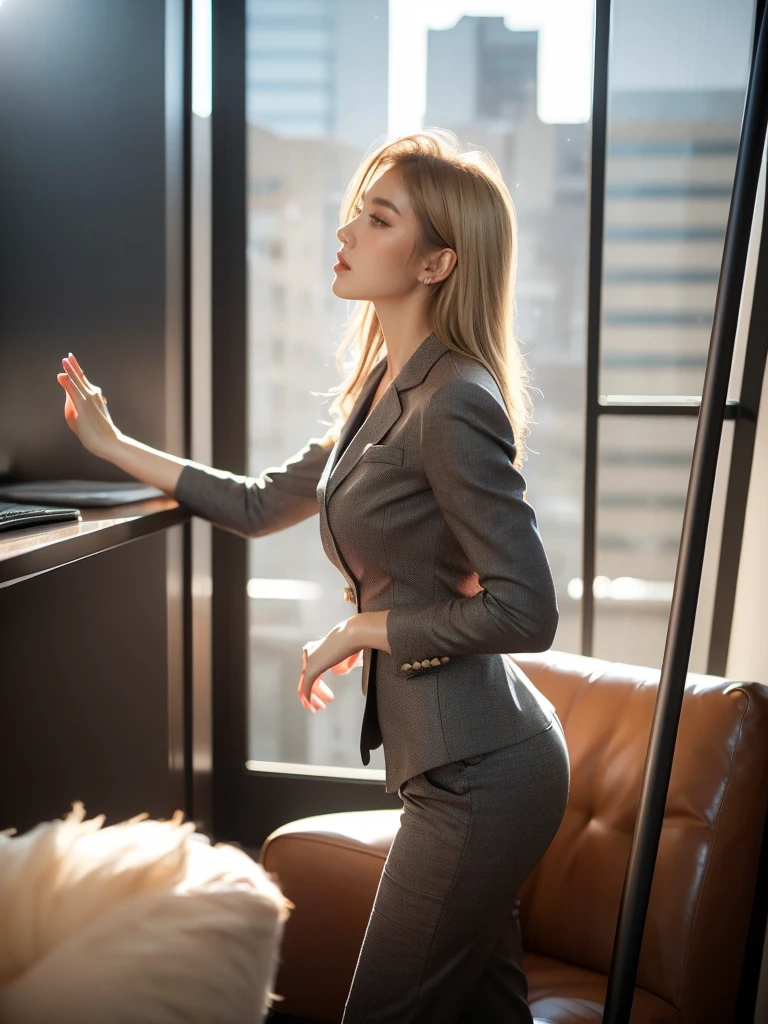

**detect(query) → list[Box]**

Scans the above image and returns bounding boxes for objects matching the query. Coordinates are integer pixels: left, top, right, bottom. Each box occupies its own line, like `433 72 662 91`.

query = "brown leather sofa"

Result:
258 650 768 1023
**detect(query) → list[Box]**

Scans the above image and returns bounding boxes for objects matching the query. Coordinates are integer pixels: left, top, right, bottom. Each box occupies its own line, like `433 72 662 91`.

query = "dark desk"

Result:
0 499 193 834
0 499 188 588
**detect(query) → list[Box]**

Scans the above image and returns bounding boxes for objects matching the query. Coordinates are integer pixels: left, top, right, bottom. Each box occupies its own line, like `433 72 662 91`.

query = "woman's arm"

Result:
105 434 189 498
170 437 333 539
57 353 334 540
99 433 334 540
384 378 559 671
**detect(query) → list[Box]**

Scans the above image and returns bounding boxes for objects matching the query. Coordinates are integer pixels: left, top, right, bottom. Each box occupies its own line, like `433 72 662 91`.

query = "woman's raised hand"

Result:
56 353 122 458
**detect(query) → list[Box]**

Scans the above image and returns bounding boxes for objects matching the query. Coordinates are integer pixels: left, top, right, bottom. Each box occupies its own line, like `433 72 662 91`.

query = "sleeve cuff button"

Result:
440 656 450 663
401 663 412 671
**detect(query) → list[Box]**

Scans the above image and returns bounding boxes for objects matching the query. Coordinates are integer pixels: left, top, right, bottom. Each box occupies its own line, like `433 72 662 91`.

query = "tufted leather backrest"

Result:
512 649 768 1024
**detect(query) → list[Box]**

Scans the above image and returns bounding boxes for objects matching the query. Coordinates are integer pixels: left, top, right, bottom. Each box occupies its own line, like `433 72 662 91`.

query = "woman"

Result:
56 129 570 1024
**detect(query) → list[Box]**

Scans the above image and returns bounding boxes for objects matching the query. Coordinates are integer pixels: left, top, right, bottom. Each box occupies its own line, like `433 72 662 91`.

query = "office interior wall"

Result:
0 0 178 481
726 139 768 1024
728 248 768 1024
728 356 768 1024
0 0 188 829
728 334 768 684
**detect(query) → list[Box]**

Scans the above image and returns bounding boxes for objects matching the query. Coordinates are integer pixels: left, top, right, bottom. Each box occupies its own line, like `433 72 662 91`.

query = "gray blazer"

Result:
174 331 558 793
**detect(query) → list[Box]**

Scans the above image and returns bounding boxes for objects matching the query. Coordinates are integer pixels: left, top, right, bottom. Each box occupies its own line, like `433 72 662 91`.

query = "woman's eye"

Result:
352 205 386 226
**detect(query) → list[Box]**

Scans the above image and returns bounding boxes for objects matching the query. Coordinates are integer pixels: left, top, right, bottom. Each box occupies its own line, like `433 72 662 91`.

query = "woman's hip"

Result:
391 720 570 894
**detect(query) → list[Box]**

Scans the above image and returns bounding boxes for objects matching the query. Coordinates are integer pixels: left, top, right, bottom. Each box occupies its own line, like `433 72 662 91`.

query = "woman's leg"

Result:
458 713 570 1023
454 896 528 1024
341 721 570 1024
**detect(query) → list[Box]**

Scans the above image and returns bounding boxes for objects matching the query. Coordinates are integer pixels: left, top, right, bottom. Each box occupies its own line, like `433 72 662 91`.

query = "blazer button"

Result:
343 586 355 604
430 658 441 666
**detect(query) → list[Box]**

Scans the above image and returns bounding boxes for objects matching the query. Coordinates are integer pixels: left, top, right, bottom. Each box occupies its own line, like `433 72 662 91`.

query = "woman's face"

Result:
333 167 424 301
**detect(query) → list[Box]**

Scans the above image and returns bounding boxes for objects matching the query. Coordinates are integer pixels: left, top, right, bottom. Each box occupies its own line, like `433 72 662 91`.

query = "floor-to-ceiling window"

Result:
243 0 593 778
592 0 755 667
239 0 757 783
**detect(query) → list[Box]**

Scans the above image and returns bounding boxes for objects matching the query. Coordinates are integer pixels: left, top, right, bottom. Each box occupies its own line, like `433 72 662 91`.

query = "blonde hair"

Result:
318 128 534 469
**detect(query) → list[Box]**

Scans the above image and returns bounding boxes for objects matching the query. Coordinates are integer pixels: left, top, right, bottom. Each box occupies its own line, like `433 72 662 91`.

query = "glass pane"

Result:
245 0 593 772
600 0 756 398
592 416 696 668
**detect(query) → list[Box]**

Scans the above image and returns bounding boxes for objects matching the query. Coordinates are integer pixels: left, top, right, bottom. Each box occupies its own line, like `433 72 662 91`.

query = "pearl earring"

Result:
422 277 432 285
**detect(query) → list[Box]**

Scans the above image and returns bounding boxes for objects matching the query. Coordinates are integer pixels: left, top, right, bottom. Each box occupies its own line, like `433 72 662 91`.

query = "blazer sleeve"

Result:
173 436 332 539
386 379 559 667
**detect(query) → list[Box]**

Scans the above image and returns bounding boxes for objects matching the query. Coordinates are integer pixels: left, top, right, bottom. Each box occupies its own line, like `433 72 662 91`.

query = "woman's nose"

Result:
337 218 356 245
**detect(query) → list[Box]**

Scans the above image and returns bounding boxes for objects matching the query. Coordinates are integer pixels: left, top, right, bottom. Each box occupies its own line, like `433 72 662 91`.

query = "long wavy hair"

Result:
318 128 534 469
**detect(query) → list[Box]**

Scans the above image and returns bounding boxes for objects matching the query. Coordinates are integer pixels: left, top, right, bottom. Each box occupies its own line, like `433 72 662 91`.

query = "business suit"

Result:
175 330 570 1022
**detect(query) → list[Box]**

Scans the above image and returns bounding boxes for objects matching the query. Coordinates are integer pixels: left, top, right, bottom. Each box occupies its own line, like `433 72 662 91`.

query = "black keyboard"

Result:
0 500 81 533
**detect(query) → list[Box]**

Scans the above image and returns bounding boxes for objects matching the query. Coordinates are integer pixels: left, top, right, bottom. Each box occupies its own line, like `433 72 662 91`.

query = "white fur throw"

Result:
0 802 293 1024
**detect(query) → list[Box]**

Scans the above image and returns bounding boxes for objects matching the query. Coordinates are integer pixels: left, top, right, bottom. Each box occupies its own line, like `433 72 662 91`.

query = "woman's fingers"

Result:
56 375 79 430
307 679 332 711
298 651 317 713
58 374 83 414
64 352 85 383
60 362 86 402
67 353 103 398
297 649 336 713
63 354 106 404
62 356 101 402
56 355 119 456
299 692 323 712
62 354 84 388
314 677 335 701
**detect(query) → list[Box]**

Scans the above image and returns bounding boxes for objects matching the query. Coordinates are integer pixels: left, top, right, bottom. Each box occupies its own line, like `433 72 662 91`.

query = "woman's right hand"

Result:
56 353 122 458
330 650 364 674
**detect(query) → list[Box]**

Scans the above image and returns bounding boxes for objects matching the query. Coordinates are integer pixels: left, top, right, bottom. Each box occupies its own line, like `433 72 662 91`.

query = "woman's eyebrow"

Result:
362 191 401 217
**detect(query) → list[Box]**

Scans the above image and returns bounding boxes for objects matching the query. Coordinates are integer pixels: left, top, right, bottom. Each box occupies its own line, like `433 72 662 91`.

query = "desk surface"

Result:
0 498 189 587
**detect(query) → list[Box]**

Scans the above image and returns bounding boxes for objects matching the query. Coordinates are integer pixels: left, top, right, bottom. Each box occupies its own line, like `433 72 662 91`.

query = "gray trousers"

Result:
341 715 570 1024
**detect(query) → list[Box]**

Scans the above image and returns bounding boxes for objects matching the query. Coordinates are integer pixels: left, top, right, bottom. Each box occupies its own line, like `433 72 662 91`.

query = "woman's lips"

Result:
334 260 351 272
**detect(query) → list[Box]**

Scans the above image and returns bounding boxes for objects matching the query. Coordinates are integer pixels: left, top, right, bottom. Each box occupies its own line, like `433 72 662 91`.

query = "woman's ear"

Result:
428 247 457 284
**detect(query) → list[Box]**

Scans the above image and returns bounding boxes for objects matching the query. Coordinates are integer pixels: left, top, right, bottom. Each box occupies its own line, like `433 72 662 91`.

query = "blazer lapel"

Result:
322 330 449 506
316 358 388 608
324 378 402 503
322 357 388 490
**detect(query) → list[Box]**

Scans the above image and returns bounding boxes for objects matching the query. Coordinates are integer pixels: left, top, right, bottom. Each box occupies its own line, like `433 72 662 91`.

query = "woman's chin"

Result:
331 277 359 298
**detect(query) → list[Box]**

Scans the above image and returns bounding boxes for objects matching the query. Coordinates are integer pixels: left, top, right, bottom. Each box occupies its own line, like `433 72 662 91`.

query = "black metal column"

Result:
210 0 249 841
581 0 611 657
180 0 196 829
